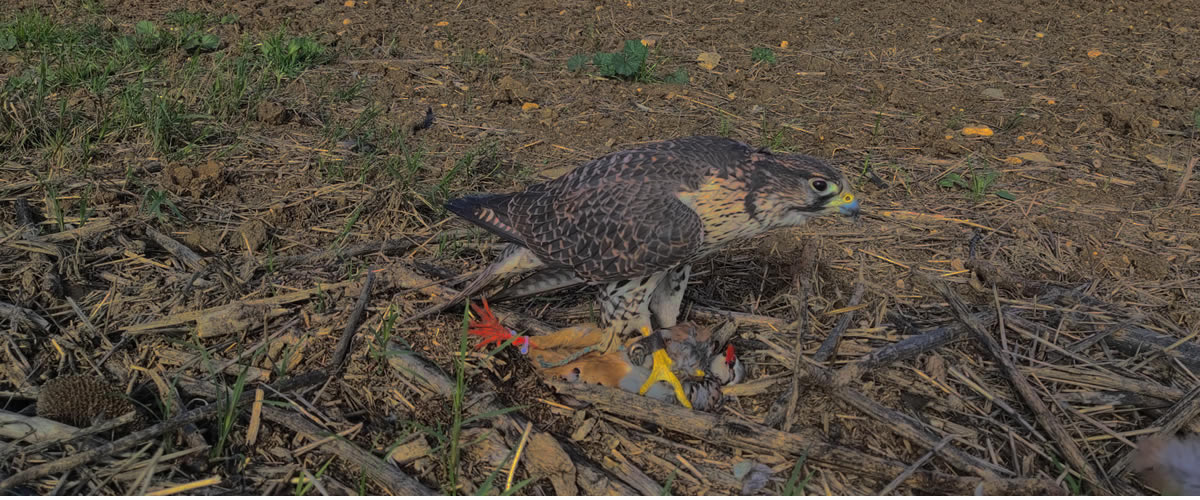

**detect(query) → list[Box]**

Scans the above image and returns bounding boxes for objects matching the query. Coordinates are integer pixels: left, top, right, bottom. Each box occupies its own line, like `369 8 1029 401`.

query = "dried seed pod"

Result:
37 374 137 428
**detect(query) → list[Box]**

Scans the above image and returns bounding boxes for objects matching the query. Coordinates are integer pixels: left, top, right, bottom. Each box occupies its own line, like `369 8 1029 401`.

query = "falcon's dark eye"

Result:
810 178 833 193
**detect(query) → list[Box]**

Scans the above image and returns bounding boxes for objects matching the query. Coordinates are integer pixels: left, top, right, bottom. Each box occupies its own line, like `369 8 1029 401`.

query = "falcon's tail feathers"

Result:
400 245 545 324
490 268 586 303
445 194 525 245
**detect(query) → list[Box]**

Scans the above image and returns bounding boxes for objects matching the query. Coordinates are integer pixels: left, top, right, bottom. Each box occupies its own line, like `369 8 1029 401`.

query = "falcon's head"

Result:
750 152 860 227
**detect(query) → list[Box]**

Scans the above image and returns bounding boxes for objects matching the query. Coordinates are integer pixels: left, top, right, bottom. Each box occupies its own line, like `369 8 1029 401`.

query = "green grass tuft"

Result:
261 30 330 79
751 46 776 64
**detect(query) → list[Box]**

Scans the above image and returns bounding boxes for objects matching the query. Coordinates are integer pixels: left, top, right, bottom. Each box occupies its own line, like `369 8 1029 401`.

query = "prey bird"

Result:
403 135 859 405
469 300 743 410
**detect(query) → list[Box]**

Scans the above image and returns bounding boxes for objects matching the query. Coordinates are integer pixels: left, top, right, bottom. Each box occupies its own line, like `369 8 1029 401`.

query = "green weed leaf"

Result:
199 33 220 50
567 53 588 71
611 53 638 77
939 173 965 188
622 39 647 66
182 33 220 53
134 20 158 36
664 68 689 84
592 52 616 76
994 189 1016 200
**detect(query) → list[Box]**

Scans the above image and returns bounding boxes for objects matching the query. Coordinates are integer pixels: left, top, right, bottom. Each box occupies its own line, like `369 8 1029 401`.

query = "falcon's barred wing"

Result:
510 176 704 281
446 136 762 281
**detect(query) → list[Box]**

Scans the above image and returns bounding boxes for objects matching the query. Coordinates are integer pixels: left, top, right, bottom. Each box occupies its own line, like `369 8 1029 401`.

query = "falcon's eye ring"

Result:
810 178 835 194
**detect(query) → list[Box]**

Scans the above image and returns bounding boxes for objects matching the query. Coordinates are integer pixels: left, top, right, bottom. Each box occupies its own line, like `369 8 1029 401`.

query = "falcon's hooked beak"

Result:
824 192 860 219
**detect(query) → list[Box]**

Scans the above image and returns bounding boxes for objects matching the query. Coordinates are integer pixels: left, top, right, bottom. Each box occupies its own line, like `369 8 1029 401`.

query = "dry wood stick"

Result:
121 281 351 334
1169 156 1196 207
1055 391 1169 408
877 435 954 495
0 371 325 491
1031 365 1186 401
145 227 205 271
259 406 432 495
604 450 661 495
1106 383 1200 478
0 409 142 467
784 280 812 430
0 300 50 333
689 306 789 330
930 279 1104 491
548 379 1063 495
330 270 375 373
833 312 991 386
1106 326 1200 374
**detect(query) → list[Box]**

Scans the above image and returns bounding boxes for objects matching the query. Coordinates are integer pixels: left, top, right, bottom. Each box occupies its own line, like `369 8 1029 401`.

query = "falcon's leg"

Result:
648 264 691 329
598 272 668 353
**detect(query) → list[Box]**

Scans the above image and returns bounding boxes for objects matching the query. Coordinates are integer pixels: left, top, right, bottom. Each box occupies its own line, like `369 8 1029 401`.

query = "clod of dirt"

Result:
182 228 224 253
197 302 288 338
497 75 532 102
460 427 511 470
1101 102 1152 139
37 374 138 428
238 219 270 251
166 161 223 198
195 160 221 181
256 100 292 125
169 165 194 187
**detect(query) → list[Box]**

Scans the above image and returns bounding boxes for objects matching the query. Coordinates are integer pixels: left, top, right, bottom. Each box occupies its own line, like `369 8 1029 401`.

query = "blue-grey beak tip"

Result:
839 200 861 217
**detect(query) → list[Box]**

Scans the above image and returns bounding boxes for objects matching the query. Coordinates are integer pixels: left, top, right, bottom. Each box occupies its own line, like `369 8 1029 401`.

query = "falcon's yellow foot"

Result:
639 348 692 409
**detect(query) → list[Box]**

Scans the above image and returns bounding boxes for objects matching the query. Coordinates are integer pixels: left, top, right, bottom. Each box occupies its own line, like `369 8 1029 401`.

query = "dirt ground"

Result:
2 0 1199 495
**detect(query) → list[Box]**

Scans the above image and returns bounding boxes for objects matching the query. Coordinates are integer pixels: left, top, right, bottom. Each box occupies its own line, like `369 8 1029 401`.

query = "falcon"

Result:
405 136 859 402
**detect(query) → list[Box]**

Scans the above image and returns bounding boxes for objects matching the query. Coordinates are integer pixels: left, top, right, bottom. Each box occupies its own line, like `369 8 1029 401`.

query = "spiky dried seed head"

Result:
37 374 136 428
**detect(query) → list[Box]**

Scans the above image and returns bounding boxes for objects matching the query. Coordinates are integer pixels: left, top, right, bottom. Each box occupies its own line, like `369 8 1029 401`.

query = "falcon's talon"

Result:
639 349 693 409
